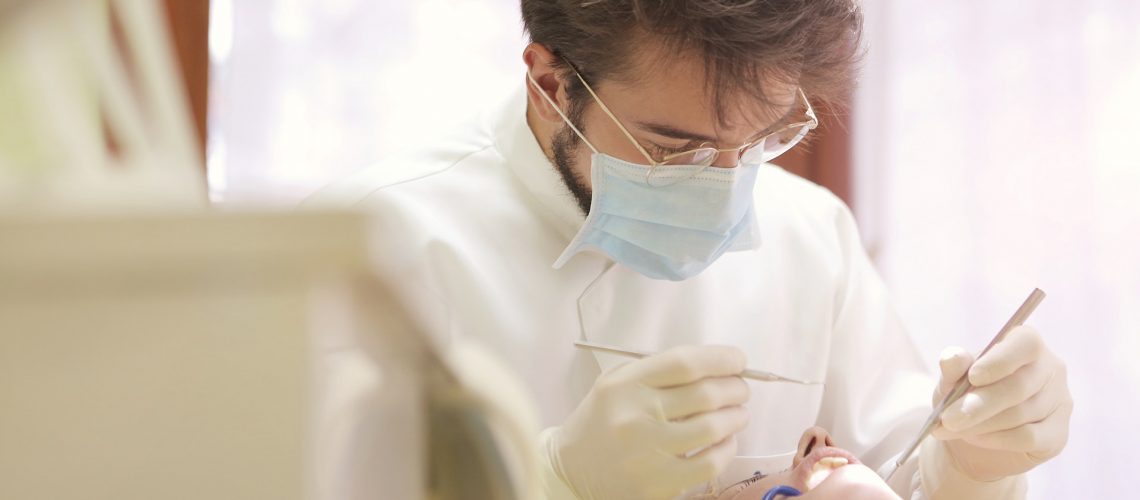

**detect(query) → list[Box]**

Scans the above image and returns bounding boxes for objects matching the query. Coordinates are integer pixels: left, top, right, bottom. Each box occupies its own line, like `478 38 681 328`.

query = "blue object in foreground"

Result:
761 485 803 500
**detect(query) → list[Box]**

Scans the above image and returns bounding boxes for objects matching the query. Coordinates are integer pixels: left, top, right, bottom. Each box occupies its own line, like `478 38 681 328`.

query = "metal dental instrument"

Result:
574 340 823 385
881 288 1047 482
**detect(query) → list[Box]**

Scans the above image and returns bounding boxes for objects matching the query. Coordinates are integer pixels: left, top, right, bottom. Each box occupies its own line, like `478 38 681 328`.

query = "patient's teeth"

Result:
807 457 851 489
818 457 849 468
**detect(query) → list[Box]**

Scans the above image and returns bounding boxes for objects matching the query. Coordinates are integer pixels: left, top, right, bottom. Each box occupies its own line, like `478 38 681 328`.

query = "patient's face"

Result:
715 427 901 500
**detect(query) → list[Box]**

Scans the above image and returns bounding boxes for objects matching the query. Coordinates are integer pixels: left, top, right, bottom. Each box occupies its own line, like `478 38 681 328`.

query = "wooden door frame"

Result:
772 93 854 208
163 0 210 168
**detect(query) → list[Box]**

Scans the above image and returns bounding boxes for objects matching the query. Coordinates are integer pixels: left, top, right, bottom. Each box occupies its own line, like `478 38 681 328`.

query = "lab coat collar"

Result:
493 82 587 242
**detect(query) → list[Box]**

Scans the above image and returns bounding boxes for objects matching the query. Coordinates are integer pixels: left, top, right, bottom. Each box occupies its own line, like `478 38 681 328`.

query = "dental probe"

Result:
881 288 1047 482
574 340 823 385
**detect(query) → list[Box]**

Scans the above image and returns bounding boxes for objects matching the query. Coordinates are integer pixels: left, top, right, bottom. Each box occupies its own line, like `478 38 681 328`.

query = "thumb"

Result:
934 347 975 405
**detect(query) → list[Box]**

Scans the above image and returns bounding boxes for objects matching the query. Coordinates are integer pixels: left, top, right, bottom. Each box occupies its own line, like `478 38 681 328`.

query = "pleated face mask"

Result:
552 154 761 281
527 68 816 281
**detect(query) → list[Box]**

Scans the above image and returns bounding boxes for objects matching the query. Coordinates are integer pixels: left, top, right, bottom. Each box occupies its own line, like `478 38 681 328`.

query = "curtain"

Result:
207 0 524 203
854 1 1140 497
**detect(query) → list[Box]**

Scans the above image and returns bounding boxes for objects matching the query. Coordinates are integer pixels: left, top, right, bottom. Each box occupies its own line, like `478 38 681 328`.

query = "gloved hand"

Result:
930 325 1073 481
543 345 751 500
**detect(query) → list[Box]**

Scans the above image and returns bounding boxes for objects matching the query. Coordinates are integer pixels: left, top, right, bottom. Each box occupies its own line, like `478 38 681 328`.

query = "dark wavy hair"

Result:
521 0 863 125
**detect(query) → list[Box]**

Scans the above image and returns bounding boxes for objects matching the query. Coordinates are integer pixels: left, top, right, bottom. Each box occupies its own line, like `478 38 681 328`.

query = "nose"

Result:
709 148 742 169
791 426 835 469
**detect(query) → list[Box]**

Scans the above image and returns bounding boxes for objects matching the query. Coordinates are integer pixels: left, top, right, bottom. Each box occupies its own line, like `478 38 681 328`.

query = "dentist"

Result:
311 1 1072 498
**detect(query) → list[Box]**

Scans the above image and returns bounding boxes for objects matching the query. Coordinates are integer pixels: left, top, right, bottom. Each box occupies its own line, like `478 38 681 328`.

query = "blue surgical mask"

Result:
552 153 761 280
527 70 766 280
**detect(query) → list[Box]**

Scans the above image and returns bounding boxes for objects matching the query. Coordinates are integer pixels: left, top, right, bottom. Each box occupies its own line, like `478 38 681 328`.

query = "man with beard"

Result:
311 1 1072 498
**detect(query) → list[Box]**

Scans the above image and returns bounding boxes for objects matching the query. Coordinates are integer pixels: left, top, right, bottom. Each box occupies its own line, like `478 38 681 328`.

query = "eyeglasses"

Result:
570 71 819 168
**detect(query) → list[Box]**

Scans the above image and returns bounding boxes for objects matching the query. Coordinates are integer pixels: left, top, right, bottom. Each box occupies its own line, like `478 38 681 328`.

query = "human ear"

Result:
522 43 571 124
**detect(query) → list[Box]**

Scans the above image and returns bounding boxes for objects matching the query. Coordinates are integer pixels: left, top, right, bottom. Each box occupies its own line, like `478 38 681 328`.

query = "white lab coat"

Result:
309 85 1026 499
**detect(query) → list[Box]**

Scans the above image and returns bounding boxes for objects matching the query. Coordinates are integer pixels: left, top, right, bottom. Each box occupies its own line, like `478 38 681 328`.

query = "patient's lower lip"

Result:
792 446 861 491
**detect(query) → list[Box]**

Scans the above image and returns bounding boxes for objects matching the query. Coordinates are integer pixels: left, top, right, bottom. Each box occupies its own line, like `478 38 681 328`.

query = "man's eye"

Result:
652 144 692 156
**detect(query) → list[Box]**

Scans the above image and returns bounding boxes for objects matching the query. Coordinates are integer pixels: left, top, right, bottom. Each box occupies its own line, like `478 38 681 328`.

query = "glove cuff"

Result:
538 426 581 500
918 438 1027 500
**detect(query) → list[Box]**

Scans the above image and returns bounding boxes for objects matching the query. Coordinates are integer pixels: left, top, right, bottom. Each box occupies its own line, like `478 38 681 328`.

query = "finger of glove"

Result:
934 347 975 405
619 345 747 388
661 405 750 455
955 405 1072 456
656 376 750 421
942 359 1052 431
935 362 1069 438
664 434 740 494
934 390 1046 440
968 325 1044 386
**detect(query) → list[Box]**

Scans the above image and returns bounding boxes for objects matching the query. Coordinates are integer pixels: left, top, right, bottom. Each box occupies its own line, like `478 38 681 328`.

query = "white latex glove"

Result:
544 345 751 500
930 325 1073 481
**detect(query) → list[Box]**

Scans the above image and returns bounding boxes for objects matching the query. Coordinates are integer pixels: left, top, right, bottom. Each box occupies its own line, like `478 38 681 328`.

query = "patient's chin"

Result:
801 464 901 499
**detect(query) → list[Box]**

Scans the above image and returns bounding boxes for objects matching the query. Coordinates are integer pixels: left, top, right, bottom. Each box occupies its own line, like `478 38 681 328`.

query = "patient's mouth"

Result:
807 456 849 489
795 446 860 491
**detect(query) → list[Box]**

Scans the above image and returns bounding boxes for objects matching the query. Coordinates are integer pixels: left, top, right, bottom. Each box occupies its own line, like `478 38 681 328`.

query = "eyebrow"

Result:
633 121 717 143
634 104 799 145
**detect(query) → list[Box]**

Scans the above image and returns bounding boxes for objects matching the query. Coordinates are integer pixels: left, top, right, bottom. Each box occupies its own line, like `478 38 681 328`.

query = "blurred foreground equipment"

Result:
0 2 538 499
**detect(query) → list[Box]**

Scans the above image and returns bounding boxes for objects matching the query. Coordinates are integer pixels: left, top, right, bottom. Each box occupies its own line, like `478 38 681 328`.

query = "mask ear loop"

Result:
527 68 704 187
564 71 693 187
525 71 599 155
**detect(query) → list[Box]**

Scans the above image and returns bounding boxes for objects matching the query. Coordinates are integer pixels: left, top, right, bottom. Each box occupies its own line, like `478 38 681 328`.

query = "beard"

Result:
550 122 594 216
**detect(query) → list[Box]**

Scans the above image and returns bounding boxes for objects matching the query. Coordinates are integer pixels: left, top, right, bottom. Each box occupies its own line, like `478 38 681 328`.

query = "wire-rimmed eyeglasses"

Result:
569 71 819 168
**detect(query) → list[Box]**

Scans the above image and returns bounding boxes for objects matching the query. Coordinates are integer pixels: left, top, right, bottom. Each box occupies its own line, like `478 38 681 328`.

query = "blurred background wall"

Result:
204 0 524 204
852 1 1140 497
179 1 1138 497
